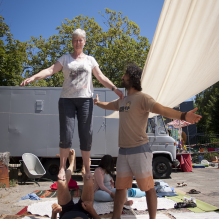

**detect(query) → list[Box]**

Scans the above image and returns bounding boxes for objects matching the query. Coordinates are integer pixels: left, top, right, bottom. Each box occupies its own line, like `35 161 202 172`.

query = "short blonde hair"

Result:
72 29 86 41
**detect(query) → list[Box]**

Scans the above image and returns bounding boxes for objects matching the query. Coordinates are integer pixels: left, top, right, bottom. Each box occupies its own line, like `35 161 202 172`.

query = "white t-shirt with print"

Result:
57 54 99 98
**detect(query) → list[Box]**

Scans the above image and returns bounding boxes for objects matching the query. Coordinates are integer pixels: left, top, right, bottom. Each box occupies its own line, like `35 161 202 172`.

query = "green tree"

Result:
0 15 28 86
25 8 150 87
195 82 219 134
207 86 219 134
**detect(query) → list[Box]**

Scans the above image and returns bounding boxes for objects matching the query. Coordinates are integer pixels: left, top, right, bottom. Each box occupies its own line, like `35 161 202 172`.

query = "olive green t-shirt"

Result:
113 92 156 148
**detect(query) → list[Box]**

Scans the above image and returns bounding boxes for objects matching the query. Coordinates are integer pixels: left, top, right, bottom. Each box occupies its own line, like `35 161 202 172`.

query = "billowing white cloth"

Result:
142 0 219 117
107 0 219 119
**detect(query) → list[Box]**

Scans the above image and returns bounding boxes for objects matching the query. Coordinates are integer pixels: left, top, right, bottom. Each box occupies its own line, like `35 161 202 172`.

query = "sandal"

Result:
177 182 187 187
186 201 197 208
174 201 197 209
174 202 187 209
188 189 201 194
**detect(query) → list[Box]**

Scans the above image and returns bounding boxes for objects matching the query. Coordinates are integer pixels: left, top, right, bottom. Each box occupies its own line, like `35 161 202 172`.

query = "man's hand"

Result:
93 94 99 105
185 107 202 124
20 77 35 87
81 201 95 214
52 203 62 214
114 88 124 100
93 94 116 110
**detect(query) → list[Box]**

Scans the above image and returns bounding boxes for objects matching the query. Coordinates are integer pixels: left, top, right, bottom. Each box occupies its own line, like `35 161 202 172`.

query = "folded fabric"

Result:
20 193 41 201
157 192 177 198
50 178 79 190
154 181 173 193
154 180 169 187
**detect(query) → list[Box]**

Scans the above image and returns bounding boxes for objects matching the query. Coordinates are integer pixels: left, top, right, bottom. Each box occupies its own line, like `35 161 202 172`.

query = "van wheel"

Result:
153 156 172 179
43 159 60 181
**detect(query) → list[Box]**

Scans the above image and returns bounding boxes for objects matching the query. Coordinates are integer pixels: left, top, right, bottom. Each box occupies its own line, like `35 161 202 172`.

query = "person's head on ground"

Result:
98 155 114 177
72 29 86 52
121 63 142 91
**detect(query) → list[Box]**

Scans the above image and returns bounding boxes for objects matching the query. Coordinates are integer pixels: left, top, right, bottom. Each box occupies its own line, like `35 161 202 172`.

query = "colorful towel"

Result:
33 188 81 198
50 178 79 190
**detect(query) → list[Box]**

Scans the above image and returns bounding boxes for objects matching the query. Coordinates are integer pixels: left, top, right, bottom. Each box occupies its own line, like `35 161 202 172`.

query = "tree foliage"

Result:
22 8 150 87
195 82 219 134
0 15 28 86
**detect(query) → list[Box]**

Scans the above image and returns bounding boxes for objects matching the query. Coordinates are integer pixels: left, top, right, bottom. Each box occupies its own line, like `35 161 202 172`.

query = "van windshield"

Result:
146 116 167 134
147 118 155 133
157 115 167 135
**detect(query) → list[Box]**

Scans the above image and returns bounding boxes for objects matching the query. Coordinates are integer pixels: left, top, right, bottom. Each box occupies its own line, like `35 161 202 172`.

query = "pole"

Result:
187 125 190 153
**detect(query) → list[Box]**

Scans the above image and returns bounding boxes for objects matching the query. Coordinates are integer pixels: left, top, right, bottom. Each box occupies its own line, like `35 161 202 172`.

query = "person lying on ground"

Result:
51 149 100 219
93 155 133 206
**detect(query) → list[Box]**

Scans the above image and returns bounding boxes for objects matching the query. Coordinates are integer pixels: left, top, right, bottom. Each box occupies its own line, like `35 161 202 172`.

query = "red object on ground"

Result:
16 206 28 215
176 154 192 172
207 148 215 152
50 178 79 190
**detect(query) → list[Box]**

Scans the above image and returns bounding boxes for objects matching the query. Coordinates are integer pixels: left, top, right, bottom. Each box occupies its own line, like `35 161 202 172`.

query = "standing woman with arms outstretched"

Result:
20 29 123 181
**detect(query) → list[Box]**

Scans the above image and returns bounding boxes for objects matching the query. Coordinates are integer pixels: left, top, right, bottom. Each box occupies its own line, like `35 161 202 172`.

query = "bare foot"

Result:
84 170 93 180
58 168 66 181
124 200 133 206
68 149 76 172
81 158 91 178
68 149 75 163
81 165 85 177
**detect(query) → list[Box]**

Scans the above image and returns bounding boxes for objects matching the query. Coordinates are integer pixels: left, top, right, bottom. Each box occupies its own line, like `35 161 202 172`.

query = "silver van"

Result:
0 86 178 179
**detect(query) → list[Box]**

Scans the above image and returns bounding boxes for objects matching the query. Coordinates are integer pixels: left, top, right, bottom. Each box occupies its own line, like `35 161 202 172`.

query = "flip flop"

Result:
177 182 187 187
188 189 201 194
177 182 183 187
186 201 197 208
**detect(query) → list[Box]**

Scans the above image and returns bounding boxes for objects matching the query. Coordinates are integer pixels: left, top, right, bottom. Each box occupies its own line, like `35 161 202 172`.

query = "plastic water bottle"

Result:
127 188 146 197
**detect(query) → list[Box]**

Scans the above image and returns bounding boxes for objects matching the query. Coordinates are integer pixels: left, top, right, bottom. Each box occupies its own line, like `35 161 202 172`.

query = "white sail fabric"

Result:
142 0 219 111
107 0 219 119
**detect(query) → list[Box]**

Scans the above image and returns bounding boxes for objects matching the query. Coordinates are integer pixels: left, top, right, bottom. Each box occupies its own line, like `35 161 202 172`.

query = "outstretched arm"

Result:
92 66 124 99
93 94 117 111
20 61 63 86
152 103 202 124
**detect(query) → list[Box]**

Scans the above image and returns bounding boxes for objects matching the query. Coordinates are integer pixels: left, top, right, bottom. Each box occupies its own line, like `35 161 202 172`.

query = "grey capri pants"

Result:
58 98 93 151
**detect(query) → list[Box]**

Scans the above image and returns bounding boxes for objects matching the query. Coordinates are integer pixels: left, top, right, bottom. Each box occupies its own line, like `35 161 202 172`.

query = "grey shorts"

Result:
58 98 93 151
116 143 154 191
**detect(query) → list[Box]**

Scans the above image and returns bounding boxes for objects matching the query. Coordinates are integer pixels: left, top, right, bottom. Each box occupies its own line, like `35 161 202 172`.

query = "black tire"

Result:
153 156 172 179
43 159 60 181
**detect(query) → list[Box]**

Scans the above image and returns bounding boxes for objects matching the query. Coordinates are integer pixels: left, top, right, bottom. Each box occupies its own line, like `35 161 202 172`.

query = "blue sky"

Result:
1 0 194 101
1 0 164 43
